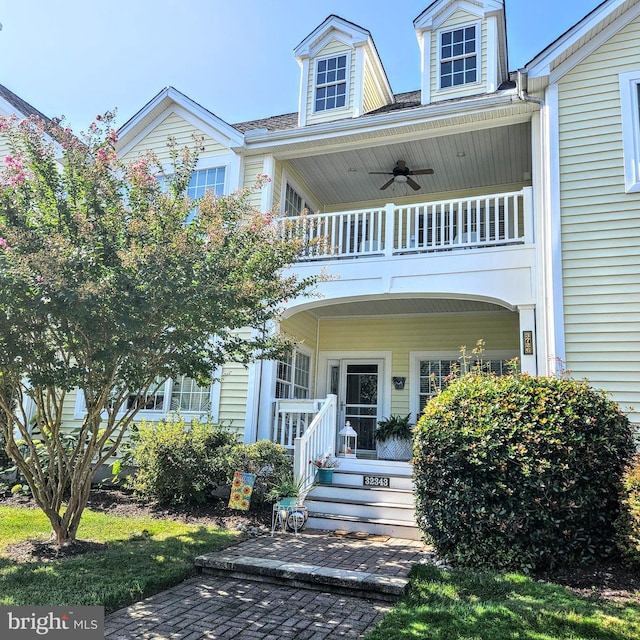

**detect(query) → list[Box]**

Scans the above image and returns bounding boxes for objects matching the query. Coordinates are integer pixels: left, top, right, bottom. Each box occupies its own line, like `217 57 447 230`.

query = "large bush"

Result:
126 418 238 505
414 373 635 571
616 454 640 564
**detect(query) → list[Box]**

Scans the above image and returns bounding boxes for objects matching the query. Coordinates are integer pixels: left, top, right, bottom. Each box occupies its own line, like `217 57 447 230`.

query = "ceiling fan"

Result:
369 160 434 190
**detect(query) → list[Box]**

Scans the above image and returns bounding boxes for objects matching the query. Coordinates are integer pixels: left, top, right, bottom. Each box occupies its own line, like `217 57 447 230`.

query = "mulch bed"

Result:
2 487 639 602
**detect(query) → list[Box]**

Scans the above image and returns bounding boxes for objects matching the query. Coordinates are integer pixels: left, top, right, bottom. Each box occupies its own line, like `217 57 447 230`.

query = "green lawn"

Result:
0 505 240 613
365 564 640 640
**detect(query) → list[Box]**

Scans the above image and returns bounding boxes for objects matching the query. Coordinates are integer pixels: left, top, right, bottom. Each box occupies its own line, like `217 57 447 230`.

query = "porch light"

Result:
338 422 357 458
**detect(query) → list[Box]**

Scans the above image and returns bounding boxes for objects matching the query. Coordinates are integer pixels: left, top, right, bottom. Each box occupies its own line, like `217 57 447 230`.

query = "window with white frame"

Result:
315 54 348 112
127 376 212 413
275 350 312 399
619 71 640 193
413 353 517 416
76 375 214 418
284 182 311 217
158 167 226 221
439 25 478 89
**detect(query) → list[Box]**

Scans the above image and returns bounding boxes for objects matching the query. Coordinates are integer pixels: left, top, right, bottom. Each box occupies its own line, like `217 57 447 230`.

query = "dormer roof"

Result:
413 0 508 105
294 14 394 127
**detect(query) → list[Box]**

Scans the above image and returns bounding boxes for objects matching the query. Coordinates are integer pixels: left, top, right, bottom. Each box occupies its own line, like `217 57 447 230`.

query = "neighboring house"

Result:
0 82 50 155
7 0 640 535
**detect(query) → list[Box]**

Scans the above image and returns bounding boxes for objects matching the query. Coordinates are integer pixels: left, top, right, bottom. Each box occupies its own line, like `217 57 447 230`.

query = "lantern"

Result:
338 422 357 458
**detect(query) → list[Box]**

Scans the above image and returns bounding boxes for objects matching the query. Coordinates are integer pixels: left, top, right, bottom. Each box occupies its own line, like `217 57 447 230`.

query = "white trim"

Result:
619 70 640 193
549 2 640 84
353 47 365 118
298 57 310 127
414 0 503 31
419 29 432 105
546 84 566 371
486 15 498 93
294 15 369 58
527 0 633 78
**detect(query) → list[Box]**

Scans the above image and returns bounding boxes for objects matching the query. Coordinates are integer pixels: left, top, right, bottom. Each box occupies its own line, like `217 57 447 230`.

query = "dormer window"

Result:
315 54 348 112
439 25 477 89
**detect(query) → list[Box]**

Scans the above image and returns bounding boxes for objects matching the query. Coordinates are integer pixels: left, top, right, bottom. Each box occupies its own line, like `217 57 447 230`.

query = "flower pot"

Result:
277 496 298 508
317 468 334 484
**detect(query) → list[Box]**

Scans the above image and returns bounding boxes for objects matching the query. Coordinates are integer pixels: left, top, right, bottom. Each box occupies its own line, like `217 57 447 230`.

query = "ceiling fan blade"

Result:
380 178 395 190
409 168 434 175
369 171 393 175
406 177 421 190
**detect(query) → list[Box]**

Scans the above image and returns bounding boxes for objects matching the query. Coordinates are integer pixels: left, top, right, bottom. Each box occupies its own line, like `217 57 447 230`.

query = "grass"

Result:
0 505 240 613
365 564 640 640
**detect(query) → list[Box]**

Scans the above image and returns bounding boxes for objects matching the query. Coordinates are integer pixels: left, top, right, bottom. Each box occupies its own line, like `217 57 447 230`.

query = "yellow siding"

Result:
121 112 227 164
430 11 487 101
318 313 519 415
217 362 249 434
362 60 385 114
558 15 640 421
243 158 264 209
306 39 355 125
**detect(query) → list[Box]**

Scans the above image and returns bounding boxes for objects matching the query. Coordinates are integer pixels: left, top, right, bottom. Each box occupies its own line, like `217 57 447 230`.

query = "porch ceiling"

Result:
306 298 514 318
286 122 531 208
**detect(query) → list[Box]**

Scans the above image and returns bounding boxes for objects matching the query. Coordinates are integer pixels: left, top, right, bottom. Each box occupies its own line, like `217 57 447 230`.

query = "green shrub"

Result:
225 440 292 503
616 453 640 564
413 373 635 572
126 418 238 505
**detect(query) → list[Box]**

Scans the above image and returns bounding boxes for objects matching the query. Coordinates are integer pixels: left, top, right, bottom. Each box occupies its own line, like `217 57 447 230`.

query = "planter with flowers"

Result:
310 454 340 484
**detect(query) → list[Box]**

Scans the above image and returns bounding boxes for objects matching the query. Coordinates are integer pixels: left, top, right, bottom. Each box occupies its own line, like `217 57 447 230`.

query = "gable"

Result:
120 111 230 166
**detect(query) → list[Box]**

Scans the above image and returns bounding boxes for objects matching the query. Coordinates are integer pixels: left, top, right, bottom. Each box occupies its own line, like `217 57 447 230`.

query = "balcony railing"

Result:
278 188 533 261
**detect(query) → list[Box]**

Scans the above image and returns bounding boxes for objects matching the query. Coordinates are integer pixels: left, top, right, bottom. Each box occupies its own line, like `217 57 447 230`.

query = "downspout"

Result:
516 68 544 107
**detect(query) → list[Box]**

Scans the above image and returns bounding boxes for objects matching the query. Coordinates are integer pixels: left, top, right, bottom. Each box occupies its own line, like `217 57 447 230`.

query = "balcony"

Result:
278 188 533 262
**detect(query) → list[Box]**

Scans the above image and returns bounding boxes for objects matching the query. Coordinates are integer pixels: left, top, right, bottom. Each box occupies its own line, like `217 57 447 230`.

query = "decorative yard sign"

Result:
228 472 257 510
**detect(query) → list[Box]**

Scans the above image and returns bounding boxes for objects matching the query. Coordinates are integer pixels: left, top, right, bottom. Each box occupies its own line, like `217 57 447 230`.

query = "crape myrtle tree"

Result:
0 112 317 546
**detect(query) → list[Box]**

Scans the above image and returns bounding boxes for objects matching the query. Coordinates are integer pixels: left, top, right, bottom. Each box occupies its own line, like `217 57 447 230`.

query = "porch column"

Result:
517 304 537 375
253 360 276 443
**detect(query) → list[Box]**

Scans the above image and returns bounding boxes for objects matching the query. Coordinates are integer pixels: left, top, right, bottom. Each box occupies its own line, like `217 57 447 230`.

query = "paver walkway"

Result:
105 531 429 639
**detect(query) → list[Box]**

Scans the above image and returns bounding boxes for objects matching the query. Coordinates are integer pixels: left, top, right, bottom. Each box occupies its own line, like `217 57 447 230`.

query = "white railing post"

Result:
384 203 395 257
522 186 534 244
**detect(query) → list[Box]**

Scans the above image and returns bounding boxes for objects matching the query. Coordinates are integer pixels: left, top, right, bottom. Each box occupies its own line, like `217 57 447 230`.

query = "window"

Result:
440 25 477 89
413 353 517 415
284 183 311 217
315 54 348 112
158 167 226 221
126 376 211 413
619 71 640 193
187 167 225 199
275 350 311 399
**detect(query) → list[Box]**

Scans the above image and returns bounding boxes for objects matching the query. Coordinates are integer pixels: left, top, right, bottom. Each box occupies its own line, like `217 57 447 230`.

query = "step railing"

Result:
276 187 532 261
292 394 337 500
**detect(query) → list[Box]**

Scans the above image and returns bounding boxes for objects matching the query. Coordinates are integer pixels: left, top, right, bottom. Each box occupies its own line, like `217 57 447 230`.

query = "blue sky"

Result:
0 0 602 130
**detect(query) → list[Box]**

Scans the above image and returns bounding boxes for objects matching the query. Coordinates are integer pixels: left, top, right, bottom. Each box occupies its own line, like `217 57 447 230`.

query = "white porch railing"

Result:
272 398 322 448
277 188 532 261
290 395 337 499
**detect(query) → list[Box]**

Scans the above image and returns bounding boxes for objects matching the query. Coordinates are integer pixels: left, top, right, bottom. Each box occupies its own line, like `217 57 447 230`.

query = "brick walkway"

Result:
105 532 429 639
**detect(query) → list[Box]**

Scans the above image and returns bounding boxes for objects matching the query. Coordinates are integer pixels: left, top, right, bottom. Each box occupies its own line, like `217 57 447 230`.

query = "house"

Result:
21 0 640 536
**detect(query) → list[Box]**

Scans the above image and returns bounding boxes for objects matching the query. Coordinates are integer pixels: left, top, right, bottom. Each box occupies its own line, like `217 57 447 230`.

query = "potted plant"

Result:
374 414 414 461
267 474 303 507
310 454 339 484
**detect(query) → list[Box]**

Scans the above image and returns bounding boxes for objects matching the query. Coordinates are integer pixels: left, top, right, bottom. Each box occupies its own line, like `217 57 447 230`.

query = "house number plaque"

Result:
523 330 534 355
363 475 390 487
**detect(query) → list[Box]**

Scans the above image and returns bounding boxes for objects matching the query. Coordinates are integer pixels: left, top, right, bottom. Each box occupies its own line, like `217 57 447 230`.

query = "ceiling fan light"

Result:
394 174 408 183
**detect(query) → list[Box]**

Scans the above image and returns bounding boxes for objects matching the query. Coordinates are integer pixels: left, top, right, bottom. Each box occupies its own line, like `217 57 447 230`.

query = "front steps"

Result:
304 459 420 540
